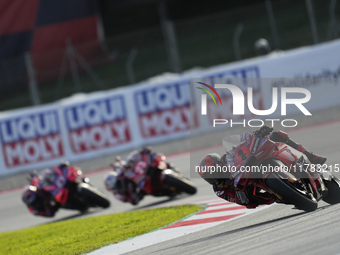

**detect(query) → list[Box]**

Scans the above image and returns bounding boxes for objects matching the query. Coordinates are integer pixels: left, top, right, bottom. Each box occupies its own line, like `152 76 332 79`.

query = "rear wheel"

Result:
78 183 110 209
323 178 340 204
163 174 197 195
265 173 317 212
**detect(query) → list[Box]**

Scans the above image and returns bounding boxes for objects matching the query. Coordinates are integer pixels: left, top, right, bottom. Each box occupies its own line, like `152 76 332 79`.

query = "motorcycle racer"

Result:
104 168 143 205
198 126 327 208
104 147 162 205
104 147 178 205
22 161 99 216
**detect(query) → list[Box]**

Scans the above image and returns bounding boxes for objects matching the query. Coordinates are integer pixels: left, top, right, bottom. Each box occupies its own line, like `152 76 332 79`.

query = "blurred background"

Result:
1 0 339 111
1 0 340 227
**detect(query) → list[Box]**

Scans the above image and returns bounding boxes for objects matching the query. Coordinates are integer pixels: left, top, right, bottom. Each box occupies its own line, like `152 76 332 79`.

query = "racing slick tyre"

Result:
323 178 340 204
164 174 197 195
265 173 318 212
78 183 110 209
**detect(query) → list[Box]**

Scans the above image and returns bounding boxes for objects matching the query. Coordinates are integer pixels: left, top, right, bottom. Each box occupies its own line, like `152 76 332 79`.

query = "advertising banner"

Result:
0 106 65 174
61 93 133 157
259 40 340 115
133 79 196 141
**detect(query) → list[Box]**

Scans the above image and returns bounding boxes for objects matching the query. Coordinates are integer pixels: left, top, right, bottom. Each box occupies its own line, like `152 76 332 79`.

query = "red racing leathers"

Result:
212 131 282 208
110 148 173 205
110 168 143 205
212 179 274 209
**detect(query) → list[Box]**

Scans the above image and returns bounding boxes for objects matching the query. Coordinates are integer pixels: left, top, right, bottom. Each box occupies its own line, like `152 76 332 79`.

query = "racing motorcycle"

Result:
28 163 110 214
223 132 340 212
109 154 197 204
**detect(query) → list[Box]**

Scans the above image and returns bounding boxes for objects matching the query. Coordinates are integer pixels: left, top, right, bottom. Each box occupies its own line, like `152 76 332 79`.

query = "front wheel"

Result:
78 183 110 209
265 173 317 212
163 174 197 195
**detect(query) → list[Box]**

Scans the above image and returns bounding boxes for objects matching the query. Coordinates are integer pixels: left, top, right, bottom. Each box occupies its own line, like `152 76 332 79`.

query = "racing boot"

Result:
270 131 327 165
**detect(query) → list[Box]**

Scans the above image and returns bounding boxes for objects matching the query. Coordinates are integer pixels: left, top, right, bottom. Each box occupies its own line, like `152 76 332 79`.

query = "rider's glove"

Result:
253 126 273 138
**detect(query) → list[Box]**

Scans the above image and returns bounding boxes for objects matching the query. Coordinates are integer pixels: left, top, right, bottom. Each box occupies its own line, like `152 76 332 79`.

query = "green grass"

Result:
0 204 201 255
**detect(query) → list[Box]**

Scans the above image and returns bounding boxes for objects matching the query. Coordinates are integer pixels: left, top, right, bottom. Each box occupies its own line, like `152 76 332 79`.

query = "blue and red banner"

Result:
0 0 101 85
63 95 131 154
0 0 99 59
134 81 196 138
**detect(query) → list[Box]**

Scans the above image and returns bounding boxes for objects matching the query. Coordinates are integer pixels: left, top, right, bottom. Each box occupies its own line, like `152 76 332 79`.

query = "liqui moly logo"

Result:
0 111 64 167
64 96 131 153
134 81 197 138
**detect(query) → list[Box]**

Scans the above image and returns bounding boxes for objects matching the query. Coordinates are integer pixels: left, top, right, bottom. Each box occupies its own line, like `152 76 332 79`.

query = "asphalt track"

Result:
123 121 340 255
1 121 340 255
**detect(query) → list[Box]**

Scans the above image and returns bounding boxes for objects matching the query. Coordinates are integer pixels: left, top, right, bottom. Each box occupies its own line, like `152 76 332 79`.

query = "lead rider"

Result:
198 126 326 208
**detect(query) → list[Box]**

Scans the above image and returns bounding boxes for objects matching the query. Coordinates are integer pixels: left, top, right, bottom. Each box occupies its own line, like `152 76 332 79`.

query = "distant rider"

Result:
22 162 86 216
198 126 327 209
104 147 168 205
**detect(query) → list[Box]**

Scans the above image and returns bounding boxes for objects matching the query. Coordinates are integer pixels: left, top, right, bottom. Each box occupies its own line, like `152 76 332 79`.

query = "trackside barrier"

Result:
1 39 340 176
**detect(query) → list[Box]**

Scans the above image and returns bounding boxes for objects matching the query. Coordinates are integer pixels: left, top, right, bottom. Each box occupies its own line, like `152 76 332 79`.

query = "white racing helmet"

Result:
104 171 119 192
